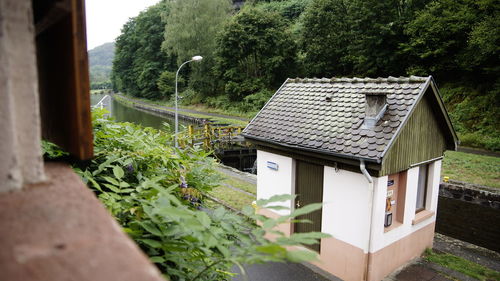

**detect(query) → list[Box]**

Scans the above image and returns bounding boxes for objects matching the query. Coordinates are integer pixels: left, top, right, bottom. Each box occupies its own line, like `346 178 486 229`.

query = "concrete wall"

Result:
0 0 45 192
436 181 500 252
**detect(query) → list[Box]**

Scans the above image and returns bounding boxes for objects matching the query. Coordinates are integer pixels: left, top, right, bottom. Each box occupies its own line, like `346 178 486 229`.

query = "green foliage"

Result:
424 249 500 280
90 81 112 90
403 0 499 80
215 6 297 101
439 83 499 151
89 42 115 85
157 71 184 99
299 0 354 76
41 140 68 159
110 0 499 150
442 151 500 188
163 0 233 97
112 1 177 99
75 109 329 280
257 0 311 20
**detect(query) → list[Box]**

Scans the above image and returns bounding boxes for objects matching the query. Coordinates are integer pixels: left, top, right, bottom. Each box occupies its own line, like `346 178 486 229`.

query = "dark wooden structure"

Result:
33 0 93 160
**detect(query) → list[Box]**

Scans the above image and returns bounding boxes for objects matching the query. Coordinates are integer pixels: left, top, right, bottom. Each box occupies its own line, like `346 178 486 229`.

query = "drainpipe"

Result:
360 160 374 281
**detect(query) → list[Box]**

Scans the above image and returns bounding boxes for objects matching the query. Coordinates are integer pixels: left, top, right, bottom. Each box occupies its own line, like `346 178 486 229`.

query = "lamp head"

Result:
192 55 203 61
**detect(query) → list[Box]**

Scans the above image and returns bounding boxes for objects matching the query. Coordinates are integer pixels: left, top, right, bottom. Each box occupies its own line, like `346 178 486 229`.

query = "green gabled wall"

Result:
380 92 447 176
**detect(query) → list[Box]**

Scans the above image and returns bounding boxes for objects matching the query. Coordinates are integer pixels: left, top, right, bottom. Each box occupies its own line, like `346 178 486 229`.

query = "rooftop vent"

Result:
364 91 387 129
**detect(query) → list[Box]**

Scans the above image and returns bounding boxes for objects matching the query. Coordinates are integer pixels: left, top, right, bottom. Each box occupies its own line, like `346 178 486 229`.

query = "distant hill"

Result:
88 42 115 87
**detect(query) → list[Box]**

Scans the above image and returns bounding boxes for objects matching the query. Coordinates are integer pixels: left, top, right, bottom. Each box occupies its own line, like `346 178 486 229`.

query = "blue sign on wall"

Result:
267 161 279 171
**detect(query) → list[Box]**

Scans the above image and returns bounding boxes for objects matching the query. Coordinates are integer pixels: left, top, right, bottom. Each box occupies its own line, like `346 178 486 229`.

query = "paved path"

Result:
230 233 500 281
231 262 341 281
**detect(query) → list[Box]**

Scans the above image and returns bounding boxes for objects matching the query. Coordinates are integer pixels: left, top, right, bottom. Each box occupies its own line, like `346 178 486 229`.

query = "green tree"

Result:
404 0 499 150
215 6 298 101
163 0 233 97
299 0 354 77
403 0 479 80
112 1 177 99
258 0 311 21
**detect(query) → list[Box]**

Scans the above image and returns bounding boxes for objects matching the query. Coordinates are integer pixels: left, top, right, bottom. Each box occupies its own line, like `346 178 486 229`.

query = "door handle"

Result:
296 200 301 208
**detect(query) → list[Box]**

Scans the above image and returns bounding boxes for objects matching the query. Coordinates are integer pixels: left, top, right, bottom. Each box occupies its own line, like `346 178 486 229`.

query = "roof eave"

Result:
242 134 381 164
428 77 459 150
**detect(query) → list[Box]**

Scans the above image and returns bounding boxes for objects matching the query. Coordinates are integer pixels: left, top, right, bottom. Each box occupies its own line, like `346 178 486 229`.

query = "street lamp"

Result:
174 55 203 148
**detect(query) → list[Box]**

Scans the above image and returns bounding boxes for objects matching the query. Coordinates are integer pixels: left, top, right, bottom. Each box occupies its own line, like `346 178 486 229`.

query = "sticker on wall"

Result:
267 161 279 171
387 180 395 186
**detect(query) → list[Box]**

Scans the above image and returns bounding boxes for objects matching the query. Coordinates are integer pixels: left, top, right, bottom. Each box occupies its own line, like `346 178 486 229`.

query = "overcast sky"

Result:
85 0 160 50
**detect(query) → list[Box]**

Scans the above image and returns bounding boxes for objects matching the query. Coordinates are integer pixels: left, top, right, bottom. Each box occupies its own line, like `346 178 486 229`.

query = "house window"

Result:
415 164 428 212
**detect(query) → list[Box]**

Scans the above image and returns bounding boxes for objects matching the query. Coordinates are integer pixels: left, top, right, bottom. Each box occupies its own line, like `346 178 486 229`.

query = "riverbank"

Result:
114 94 249 127
112 94 499 189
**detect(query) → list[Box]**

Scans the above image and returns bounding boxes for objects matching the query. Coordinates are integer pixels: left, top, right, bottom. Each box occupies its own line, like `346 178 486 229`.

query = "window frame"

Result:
415 164 429 213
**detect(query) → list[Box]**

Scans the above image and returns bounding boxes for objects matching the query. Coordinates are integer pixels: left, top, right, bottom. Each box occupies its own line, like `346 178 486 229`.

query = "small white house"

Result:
242 76 458 281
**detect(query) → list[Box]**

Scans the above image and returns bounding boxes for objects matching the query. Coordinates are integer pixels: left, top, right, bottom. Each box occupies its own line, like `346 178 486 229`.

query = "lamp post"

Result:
174 55 203 148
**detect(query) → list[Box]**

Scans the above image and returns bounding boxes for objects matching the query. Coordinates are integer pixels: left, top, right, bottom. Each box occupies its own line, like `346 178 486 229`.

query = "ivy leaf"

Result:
286 250 319 263
256 244 287 256
196 212 211 229
289 203 323 218
256 194 295 207
139 221 163 236
139 239 162 249
103 183 121 193
103 176 119 186
150 256 165 263
113 166 124 179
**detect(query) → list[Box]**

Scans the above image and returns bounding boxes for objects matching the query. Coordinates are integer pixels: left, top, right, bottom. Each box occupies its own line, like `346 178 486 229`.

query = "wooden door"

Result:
294 160 324 252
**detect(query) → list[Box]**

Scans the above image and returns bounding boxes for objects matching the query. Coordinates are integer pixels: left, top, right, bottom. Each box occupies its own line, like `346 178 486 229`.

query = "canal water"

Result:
90 93 191 131
90 93 256 173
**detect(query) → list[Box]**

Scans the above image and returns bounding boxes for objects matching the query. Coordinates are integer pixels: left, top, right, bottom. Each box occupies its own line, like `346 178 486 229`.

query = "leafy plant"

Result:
41 140 69 159
74 109 329 280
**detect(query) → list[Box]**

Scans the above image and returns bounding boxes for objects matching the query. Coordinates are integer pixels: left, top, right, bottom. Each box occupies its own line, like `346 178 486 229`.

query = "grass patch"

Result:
424 249 500 281
442 151 500 188
206 185 255 210
183 103 257 119
219 173 256 195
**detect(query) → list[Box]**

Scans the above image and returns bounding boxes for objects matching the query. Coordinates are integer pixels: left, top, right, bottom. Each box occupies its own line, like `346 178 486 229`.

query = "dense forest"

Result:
89 42 114 89
111 0 499 150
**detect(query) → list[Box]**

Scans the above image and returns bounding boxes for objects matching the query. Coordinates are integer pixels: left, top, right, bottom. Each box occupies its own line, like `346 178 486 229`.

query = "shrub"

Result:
43 109 329 280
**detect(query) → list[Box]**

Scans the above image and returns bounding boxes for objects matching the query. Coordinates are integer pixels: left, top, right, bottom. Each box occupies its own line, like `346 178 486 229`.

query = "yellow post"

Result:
188 125 194 146
203 123 210 149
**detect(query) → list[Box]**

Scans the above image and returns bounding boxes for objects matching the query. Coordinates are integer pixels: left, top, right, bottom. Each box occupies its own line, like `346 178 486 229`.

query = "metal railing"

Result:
178 124 247 150
92 95 111 109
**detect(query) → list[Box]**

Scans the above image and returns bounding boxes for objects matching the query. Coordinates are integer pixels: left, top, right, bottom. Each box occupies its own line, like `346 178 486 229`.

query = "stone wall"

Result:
436 181 500 252
0 0 45 192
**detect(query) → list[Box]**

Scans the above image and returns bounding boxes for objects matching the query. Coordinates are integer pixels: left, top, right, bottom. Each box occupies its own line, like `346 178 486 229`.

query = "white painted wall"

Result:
256 149 442 254
369 161 441 253
322 166 372 252
256 150 295 215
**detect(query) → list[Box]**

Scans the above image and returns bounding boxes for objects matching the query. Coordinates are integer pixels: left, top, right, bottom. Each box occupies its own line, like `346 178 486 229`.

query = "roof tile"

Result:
242 76 428 161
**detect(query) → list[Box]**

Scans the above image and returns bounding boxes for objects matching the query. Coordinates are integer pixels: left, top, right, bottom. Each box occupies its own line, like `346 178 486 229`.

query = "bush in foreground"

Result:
44 109 328 280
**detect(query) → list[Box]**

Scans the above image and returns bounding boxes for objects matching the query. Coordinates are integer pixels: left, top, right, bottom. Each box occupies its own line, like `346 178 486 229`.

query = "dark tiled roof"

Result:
242 76 430 162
